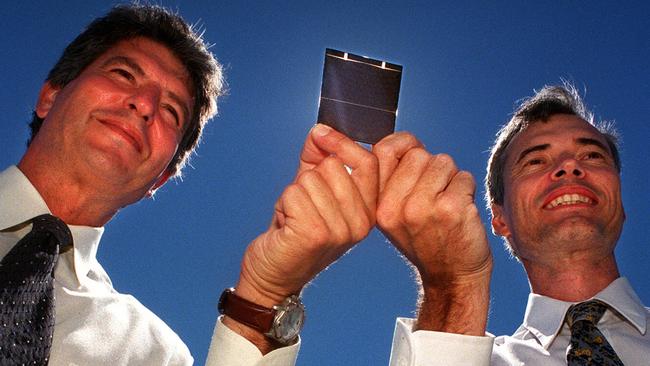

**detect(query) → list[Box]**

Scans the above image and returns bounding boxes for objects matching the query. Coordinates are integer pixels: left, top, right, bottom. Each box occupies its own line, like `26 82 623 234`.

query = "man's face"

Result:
31 37 193 203
491 114 625 264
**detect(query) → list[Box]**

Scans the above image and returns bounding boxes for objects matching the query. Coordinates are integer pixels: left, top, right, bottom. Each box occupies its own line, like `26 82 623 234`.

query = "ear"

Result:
36 82 61 119
490 203 511 238
146 170 173 197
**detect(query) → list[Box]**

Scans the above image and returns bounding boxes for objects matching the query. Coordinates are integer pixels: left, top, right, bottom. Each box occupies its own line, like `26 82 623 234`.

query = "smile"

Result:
98 119 143 153
545 194 593 209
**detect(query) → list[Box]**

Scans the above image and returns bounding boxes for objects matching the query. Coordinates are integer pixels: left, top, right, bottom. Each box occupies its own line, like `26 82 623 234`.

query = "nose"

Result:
551 158 585 180
126 85 159 123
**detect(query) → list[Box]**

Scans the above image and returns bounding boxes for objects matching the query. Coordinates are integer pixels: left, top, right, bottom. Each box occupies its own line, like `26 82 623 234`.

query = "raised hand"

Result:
227 124 378 351
373 132 492 335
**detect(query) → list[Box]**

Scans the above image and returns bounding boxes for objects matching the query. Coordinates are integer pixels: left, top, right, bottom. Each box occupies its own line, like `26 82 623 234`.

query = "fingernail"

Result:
312 123 332 137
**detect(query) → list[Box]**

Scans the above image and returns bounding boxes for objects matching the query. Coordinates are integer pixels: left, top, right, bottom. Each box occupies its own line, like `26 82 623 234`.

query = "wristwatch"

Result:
218 287 305 345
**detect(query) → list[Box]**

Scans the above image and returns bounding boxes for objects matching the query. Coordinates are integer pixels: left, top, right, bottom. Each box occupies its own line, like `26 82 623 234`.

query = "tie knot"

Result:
32 214 73 250
566 300 608 328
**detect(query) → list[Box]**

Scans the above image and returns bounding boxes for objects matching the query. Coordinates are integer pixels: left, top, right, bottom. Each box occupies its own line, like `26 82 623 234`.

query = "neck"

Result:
523 254 620 301
18 157 120 227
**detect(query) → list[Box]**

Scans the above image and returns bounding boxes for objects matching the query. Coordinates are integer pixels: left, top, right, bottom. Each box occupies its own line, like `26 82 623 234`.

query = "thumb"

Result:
296 123 340 176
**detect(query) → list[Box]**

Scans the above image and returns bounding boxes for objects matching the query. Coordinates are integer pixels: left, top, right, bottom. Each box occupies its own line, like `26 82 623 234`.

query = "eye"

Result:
584 151 605 160
111 68 134 81
524 158 545 166
162 104 180 127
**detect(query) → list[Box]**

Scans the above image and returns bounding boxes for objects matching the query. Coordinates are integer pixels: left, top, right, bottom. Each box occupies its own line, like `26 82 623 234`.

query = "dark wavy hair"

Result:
29 4 225 177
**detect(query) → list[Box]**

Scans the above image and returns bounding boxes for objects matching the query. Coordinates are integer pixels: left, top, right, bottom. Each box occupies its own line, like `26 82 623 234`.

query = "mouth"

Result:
542 187 598 209
98 118 143 153
545 193 594 209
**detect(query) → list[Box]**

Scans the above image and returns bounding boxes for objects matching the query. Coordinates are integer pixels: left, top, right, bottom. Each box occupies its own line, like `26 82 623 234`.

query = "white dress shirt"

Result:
389 277 650 366
1 165 299 365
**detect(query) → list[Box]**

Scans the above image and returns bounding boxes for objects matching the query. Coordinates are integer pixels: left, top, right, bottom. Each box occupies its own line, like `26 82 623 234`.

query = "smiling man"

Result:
386 85 650 365
0 5 223 365
22 37 194 225
1 4 381 365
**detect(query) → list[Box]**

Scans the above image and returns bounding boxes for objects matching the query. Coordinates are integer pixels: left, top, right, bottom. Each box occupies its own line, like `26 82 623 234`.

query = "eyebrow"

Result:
514 144 549 165
102 56 145 77
576 137 610 154
101 56 191 126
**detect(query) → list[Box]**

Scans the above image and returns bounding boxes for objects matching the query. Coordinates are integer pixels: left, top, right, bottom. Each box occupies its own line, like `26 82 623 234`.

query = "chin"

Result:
84 149 136 181
544 219 606 244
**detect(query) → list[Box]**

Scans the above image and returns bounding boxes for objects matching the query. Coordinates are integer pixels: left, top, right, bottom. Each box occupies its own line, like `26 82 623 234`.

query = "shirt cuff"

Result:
389 317 494 366
205 316 300 366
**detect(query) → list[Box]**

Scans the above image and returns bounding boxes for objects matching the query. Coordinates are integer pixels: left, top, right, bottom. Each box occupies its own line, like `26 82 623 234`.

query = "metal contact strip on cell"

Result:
319 96 398 114
325 54 402 72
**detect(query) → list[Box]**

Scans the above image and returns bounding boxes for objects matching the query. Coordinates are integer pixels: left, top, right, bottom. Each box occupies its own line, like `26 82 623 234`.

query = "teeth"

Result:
546 194 593 209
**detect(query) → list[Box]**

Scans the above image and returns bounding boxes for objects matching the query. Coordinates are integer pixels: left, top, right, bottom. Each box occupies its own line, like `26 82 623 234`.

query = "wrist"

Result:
219 285 305 353
235 267 299 308
237 245 305 308
416 260 492 336
419 252 493 289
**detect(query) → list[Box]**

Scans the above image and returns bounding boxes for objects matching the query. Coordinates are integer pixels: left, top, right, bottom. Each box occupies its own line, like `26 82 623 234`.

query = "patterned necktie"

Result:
566 300 624 366
0 214 72 365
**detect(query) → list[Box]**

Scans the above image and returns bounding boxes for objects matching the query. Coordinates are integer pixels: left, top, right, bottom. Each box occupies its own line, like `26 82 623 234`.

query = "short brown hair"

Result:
486 84 621 207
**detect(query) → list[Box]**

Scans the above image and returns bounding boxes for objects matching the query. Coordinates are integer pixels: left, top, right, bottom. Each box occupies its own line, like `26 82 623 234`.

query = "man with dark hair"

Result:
383 84 650 365
1 3 379 365
27 4 223 178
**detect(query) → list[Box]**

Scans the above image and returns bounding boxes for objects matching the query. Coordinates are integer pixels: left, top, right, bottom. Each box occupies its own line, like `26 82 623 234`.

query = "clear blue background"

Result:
1 2 648 364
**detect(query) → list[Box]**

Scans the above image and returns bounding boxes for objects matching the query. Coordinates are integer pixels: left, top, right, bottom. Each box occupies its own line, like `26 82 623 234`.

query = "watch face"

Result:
273 297 305 343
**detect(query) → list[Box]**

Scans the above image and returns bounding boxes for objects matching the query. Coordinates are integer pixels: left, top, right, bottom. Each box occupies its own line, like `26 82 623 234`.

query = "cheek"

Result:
512 174 547 202
74 75 121 104
606 176 624 211
149 124 181 163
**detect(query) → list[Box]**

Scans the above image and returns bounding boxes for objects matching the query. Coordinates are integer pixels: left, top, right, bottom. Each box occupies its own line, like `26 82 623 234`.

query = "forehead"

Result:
504 114 610 163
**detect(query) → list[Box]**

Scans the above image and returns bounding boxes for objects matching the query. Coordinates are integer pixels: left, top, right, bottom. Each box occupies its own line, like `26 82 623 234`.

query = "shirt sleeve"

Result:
204 316 300 366
389 317 494 366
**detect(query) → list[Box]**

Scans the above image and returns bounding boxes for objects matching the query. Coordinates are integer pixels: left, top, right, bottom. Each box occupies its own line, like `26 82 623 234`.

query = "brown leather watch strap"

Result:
218 288 275 332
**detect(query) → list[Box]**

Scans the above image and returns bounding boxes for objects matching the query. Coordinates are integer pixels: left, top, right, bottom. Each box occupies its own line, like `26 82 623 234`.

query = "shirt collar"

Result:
0 165 51 229
523 277 647 350
593 277 647 334
0 165 104 286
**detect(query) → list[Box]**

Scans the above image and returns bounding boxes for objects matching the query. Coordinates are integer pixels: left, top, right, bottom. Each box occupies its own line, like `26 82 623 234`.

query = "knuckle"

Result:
282 182 304 199
402 147 431 165
329 222 350 244
433 196 463 224
358 150 379 169
319 155 344 172
373 142 395 161
376 201 400 230
350 215 372 242
402 195 430 227
296 169 321 186
465 203 480 218
392 131 419 146
433 153 457 170
457 170 477 190
436 196 458 216
397 131 418 141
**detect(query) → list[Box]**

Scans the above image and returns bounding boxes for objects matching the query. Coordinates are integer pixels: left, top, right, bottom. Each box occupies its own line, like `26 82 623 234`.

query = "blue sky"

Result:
1 1 649 364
